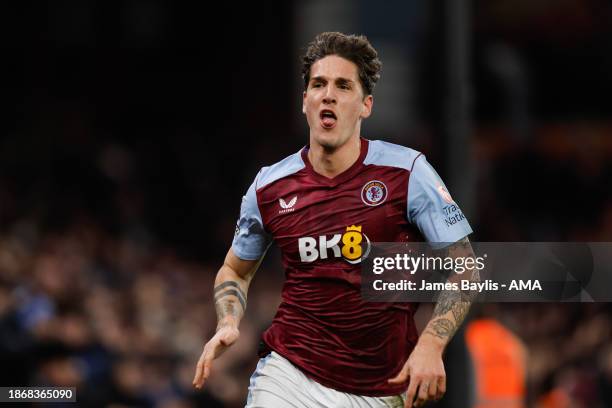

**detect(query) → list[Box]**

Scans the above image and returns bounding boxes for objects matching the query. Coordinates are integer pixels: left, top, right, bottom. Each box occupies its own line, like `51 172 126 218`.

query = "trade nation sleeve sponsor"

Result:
230 138 472 396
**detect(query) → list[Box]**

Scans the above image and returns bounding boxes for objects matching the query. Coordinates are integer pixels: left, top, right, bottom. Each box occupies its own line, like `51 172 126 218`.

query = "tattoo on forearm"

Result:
214 289 246 310
429 292 464 340
450 300 470 323
214 281 247 300
432 290 459 318
426 237 480 341
425 318 455 339
213 281 247 326
216 299 239 319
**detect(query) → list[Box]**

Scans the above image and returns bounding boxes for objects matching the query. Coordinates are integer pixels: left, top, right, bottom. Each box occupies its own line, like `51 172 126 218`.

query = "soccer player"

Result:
193 32 477 408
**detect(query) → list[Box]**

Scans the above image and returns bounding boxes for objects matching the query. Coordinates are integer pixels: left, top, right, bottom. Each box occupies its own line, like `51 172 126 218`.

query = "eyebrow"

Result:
310 76 355 85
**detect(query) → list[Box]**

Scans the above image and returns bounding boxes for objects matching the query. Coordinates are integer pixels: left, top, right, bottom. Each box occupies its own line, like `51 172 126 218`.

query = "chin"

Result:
316 137 342 151
314 131 347 150
319 139 341 150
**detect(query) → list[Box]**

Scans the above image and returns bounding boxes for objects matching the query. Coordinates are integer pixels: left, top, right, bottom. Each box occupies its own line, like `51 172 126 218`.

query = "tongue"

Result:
322 117 336 127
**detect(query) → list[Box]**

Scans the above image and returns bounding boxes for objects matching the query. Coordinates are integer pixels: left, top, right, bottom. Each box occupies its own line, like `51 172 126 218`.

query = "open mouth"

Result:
320 109 337 129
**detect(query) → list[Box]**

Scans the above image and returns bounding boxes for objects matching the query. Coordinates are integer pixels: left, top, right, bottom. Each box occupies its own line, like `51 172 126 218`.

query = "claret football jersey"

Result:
232 137 472 396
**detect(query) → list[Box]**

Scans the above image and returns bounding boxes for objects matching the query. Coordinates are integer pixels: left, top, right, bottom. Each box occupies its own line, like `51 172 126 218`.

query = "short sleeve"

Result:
407 155 472 244
231 172 273 260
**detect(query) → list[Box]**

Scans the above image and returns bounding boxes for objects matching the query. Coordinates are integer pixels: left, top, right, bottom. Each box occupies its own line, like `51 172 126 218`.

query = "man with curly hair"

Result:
193 32 476 408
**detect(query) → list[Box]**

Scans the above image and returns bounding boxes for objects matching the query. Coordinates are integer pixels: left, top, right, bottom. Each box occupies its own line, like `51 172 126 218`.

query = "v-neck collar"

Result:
301 137 369 186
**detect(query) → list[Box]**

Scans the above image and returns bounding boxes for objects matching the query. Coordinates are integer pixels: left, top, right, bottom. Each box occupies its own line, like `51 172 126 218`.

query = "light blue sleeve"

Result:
231 172 272 260
407 155 472 245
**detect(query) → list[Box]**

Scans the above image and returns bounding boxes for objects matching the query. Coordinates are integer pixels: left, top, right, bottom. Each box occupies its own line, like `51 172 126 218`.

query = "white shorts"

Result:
245 351 406 408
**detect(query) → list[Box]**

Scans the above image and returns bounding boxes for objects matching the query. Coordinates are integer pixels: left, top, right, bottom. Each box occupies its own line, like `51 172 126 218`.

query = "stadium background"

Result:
1 1 611 406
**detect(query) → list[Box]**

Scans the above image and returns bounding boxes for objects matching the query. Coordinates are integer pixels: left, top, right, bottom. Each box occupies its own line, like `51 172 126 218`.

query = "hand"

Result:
388 341 446 407
192 326 240 389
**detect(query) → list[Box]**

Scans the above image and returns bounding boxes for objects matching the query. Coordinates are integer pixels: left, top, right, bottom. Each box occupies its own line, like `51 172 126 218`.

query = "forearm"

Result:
213 263 250 331
192 250 261 389
419 237 479 350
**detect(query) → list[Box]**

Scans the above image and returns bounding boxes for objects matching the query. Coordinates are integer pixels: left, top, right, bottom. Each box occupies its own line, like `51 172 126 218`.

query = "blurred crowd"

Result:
469 124 612 407
0 125 611 407
0 218 283 407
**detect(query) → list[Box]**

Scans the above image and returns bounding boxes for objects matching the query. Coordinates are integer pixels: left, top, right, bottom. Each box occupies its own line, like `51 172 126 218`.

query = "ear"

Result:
302 91 307 114
360 94 373 119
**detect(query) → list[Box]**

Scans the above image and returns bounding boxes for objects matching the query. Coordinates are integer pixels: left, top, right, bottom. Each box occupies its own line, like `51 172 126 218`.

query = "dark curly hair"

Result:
301 32 382 96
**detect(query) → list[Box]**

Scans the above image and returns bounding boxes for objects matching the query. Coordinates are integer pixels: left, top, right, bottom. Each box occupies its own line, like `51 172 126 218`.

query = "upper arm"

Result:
446 236 475 259
407 156 473 245
231 171 273 260
224 247 263 282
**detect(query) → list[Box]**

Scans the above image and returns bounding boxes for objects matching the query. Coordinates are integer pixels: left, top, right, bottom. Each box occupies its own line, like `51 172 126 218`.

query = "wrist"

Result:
216 316 239 331
416 331 447 353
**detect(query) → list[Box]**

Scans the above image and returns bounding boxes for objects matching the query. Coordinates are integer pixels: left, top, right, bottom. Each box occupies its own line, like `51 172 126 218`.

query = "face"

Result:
302 55 373 150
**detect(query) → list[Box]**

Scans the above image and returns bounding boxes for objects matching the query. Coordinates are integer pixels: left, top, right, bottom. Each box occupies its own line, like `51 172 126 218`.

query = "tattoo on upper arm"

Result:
471 267 480 283
445 236 470 257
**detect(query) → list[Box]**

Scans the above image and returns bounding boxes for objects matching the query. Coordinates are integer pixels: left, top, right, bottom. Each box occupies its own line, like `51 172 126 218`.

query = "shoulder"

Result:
364 139 423 172
255 149 306 190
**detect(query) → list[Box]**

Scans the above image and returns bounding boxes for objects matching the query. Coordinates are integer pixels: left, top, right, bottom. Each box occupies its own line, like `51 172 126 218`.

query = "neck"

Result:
308 135 362 178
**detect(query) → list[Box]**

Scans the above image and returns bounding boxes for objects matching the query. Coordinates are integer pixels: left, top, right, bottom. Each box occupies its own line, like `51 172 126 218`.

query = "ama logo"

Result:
298 225 371 264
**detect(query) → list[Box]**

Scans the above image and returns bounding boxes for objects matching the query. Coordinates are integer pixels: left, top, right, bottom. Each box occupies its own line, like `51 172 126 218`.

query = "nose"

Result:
322 86 336 105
